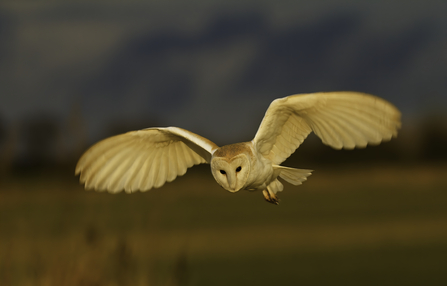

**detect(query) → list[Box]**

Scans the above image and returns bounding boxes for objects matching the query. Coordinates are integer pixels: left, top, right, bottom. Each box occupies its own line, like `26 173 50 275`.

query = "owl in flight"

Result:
76 92 401 204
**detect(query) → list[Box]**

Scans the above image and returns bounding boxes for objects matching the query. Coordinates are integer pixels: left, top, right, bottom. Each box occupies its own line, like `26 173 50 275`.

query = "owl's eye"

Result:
236 166 242 172
220 170 226 175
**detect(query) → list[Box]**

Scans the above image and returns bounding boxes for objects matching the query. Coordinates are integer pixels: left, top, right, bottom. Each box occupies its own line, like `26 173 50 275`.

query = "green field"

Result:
1 165 447 286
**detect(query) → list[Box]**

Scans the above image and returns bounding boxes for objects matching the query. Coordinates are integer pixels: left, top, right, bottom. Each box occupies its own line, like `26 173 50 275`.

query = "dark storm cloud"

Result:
1 1 446 145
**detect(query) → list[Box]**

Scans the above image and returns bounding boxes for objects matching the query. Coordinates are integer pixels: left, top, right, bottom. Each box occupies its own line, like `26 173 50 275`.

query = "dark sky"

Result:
1 0 446 145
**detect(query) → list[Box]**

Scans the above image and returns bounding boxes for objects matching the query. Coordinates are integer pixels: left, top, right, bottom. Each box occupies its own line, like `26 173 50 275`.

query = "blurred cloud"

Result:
0 0 446 146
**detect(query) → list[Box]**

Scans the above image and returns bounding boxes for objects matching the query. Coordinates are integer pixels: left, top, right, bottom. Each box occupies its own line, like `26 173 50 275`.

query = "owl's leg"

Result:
262 180 283 205
262 187 280 205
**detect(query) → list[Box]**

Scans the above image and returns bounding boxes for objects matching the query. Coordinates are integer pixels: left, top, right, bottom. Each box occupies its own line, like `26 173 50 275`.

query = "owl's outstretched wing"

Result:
252 92 401 165
75 127 218 193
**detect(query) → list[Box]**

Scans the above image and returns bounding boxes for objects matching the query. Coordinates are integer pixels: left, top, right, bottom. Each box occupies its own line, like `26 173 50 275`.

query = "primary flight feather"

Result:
76 91 401 204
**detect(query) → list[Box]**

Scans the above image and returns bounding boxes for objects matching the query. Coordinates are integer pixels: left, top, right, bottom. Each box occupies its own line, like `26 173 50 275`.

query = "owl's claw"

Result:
262 190 280 205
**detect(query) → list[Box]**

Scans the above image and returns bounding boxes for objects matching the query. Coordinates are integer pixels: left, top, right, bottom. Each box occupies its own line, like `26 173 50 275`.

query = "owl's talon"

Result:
263 190 280 205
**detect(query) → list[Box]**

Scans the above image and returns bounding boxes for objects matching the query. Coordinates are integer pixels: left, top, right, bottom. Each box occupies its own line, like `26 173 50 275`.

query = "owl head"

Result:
210 143 251 193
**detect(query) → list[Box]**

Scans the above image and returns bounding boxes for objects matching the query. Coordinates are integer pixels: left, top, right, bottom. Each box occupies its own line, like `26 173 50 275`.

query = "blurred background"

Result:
1 1 446 285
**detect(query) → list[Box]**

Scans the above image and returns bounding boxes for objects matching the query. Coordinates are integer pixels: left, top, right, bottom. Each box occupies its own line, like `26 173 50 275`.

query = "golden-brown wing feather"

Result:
75 127 218 193
252 92 401 164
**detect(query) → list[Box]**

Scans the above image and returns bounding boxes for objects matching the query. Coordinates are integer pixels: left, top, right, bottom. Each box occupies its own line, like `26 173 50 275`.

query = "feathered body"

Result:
76 92 401 204
211 142 273 192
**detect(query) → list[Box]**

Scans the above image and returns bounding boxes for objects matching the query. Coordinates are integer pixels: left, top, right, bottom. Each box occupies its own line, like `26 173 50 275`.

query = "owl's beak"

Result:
226 173 239 192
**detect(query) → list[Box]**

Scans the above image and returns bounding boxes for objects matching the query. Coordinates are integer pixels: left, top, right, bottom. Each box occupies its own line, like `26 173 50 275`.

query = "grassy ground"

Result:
1 165 447 286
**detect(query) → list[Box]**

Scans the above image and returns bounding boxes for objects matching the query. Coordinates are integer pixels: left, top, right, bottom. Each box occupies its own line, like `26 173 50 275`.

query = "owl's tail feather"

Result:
274 165 313 186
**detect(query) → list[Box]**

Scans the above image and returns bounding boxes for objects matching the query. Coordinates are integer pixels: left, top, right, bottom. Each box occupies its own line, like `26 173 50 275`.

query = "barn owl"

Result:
76 92 401 204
